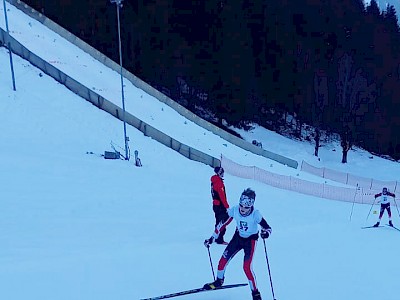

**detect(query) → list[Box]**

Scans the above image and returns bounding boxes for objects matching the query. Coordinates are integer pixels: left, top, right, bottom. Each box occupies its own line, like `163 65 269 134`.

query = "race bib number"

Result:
240 221 248 231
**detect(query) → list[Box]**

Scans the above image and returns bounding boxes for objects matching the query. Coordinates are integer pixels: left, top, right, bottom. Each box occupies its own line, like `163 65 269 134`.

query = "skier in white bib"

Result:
203 188 272 300
373 187 396 227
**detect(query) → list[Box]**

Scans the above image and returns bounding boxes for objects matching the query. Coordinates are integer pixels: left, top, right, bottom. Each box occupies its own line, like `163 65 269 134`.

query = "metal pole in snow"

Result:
110 0 129 160
2 0 16 91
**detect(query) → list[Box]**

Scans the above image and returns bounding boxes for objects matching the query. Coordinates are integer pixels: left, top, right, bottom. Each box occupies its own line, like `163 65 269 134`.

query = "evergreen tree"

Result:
366 0 381 16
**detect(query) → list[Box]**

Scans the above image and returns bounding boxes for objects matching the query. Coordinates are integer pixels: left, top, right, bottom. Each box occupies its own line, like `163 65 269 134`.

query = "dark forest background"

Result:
23 0 400 162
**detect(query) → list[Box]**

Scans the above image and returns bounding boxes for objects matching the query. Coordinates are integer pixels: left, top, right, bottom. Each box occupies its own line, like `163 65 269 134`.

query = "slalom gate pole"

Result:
366 197 377 221
262 239 277 300
206 245 215 280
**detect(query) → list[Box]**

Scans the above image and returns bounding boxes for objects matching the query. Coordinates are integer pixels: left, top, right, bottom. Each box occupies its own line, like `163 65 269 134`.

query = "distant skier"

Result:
210 166 229 244
203 188 272 300
373 187 396 227
134 150 142 167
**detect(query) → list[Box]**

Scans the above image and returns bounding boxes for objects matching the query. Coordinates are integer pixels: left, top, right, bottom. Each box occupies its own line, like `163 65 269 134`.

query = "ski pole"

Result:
262 239 276 300
366 196 377 221
393 197 400 218
349 186 359 221
206 245 215 280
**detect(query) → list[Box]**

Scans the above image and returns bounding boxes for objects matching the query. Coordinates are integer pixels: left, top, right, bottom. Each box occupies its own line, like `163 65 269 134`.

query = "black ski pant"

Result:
213 204 228 242
379 202 392 219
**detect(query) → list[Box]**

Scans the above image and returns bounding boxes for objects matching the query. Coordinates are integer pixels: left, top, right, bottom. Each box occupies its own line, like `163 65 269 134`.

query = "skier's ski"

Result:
140 283 248 300
361 225 383 229
386 224 400 232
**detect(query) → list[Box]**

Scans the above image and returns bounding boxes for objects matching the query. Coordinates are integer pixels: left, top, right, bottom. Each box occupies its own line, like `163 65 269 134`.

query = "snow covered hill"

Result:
1 2 400 300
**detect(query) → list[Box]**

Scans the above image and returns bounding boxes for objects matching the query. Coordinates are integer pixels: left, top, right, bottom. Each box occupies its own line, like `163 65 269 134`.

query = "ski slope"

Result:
1 2 400 300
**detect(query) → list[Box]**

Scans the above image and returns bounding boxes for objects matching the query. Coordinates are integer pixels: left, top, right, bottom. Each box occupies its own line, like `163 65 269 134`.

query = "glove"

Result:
260 228 271 239
204 237 214 247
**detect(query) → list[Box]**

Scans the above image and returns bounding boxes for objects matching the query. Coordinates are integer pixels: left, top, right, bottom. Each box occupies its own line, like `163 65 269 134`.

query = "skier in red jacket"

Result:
373 187 396 227
211 167 229 244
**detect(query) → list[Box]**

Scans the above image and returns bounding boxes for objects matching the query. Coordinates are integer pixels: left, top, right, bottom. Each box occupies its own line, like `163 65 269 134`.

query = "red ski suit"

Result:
211 174 229 243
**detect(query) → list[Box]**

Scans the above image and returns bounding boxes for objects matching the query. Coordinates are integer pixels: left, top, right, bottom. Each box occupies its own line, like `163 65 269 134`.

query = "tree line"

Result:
23 0 400 162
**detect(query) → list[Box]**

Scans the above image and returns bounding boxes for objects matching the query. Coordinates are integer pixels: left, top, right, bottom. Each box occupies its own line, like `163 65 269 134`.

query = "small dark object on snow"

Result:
104 151 120 159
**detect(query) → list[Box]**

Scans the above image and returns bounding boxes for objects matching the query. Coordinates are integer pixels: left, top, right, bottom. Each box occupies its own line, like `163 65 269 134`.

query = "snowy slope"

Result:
1 3 400 300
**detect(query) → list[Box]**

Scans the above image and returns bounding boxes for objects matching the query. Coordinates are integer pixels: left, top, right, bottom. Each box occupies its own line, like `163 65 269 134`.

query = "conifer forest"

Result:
24 0 400 161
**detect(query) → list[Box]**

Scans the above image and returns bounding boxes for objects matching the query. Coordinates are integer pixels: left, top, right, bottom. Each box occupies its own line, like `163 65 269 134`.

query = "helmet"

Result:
214 166 224 178
239 188 256 208
383 187 388 194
